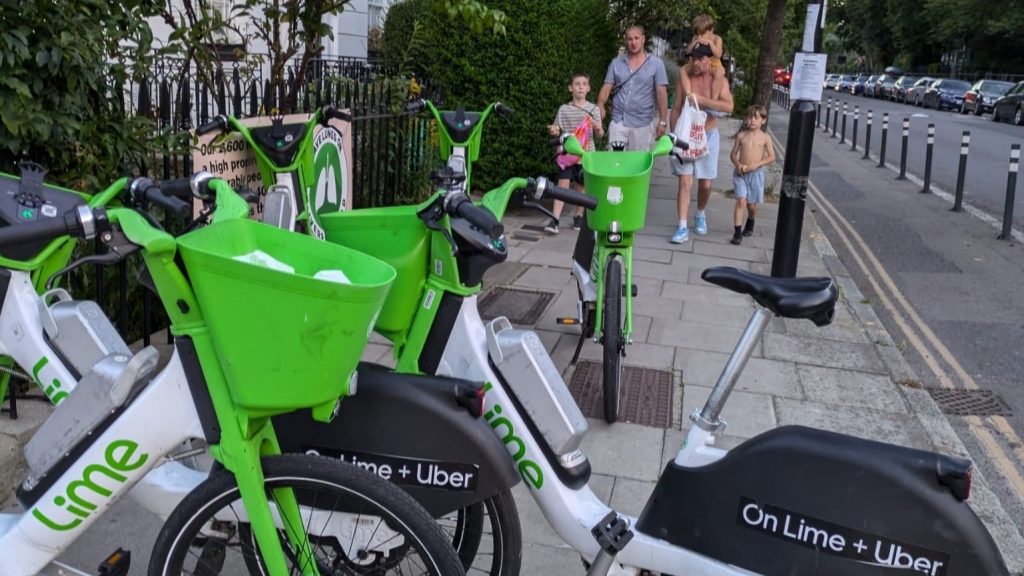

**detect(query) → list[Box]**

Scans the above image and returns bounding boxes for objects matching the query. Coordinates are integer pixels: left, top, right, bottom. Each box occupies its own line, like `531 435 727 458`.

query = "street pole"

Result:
772 0 826 278
850 105 859 151
898 117 909 180
877 113 889 168
952 131 970 212
920 123 935 194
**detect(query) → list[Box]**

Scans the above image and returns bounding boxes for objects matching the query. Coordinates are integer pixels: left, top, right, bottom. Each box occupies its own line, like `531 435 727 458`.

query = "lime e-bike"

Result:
0 172 463 575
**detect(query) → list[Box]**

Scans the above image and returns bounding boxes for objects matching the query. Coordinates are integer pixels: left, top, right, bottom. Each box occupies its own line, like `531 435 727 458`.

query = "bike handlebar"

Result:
195 115 228 136
405 99 427 113
446 193 504 240
0 206 100 252
321 106 353 124
529 176 598 210
129 178 192 220
494 102 515 117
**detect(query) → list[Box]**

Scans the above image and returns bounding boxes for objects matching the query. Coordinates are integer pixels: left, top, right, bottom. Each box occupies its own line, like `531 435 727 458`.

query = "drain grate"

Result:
567 360 674 428
926 388 1013 417
478 286 556 325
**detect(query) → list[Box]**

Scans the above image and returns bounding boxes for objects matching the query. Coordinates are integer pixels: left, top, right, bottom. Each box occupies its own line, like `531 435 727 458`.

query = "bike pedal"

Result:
591 511 634 554
557 317 579 325
622 284 638 297
97 548 130 576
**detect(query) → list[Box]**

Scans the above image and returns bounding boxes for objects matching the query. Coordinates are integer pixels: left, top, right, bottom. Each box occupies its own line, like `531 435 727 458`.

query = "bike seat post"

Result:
693 307 773 432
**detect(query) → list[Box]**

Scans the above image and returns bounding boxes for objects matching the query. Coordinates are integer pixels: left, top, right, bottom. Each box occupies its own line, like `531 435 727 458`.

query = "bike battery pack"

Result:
486 317 587 458
22 347 159 491
40 289 131 378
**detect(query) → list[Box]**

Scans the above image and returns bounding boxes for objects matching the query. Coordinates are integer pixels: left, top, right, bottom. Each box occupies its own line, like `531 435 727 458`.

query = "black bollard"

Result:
863 110 873 160
840 102 848 143
851 106 859 151
832 101 839 137
920 123 935 194
952 131 970 212
817 101 821 127
878 113 889 168
897 117 909 180
998 144 1020 240
824 98 832 132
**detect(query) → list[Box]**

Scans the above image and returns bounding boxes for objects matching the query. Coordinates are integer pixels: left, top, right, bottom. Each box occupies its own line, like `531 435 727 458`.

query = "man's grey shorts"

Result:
670 128 719 180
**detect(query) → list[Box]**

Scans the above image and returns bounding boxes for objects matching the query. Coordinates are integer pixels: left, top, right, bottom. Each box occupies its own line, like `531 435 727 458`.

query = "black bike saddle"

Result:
701 266 836 326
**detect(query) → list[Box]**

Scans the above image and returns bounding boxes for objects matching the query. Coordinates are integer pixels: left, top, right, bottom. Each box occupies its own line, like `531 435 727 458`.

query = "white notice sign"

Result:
791 52 828 102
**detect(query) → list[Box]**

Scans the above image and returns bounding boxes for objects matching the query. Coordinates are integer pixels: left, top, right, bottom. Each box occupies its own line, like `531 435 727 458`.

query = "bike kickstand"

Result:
585 511 634 576
570 331 586 364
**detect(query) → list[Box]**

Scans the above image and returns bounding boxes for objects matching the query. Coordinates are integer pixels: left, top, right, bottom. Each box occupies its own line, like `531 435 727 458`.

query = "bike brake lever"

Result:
418 199 459 257
43 229 141 291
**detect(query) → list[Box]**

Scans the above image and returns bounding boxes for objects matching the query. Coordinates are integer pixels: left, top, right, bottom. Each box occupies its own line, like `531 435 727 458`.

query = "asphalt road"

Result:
769 105 1024 537
814 89 1024 220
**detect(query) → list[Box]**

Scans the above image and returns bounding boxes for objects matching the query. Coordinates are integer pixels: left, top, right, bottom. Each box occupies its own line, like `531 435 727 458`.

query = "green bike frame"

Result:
562 135 674 341
111 184 324 574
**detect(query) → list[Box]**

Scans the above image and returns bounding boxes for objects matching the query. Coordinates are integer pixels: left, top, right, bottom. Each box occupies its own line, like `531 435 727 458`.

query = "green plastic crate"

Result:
177 218 395 417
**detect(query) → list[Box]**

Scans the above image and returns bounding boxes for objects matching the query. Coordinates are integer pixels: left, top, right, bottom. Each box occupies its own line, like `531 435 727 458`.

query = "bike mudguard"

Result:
635 426 1009 576
273 362 520 517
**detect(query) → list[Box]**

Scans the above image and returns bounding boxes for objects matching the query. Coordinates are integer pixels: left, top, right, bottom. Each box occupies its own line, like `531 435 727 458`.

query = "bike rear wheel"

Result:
438 489 521 575
148 454 464 576
602 257 623 424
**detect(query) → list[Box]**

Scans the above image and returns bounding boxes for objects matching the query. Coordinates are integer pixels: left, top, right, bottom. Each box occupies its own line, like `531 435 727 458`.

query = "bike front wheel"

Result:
148 454 464 576
602 257 623 424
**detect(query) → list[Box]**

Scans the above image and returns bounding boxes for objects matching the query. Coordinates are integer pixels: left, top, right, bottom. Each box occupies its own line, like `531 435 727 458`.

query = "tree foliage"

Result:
829 0 1024 73
383 0 617 191
0 0 171 188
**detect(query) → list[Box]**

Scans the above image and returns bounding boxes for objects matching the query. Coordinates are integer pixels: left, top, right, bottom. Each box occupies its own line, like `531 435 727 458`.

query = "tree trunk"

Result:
753 0 788 114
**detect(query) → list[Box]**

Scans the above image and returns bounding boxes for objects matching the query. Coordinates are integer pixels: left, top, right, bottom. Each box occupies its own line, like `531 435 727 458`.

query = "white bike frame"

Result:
0 269 398 575
436 295 756 575
0 273 203 574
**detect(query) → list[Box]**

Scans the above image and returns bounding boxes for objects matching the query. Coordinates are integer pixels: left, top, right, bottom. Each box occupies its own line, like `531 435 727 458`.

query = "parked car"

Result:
836 75 856 92
774 67 792 87
962 79 1015 115
863 75 881 97
876 75 897 99
922 78 972 110
891 75 920 103
851 74 871 95
823 73 837 89
991 80 1024 125
905 77 935 106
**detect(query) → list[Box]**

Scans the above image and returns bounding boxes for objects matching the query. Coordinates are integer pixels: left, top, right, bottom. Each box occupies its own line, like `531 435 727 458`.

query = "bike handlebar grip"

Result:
195 116 227 136
0 210 76 252
159 178 193 200
495 103 515 117
143 185 192 220
450 195 504 239
547 182 598 210
322 106 353 123
405 99 426 113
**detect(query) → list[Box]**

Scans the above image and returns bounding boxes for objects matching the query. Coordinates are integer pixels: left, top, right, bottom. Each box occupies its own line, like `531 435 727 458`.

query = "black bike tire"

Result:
603 258 623 424
443 489 521 576
148 454 465 576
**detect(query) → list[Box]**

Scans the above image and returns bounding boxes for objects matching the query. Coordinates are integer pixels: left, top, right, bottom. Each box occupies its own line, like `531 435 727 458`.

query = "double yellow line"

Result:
768 129 1024 508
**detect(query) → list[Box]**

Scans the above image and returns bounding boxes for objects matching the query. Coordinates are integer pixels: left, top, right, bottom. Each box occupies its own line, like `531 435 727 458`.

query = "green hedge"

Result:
383 0 618 192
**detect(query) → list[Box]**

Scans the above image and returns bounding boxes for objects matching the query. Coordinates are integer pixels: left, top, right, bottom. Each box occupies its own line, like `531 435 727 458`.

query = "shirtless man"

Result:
668 42 734 244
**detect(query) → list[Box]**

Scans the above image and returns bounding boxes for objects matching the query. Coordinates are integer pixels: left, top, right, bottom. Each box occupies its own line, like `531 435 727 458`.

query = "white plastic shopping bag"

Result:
672 95 709 161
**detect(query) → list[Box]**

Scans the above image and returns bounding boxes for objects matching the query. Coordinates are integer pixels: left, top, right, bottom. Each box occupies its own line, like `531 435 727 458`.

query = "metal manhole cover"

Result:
567 361 674 428
478 286 556 325
926 388 1013 417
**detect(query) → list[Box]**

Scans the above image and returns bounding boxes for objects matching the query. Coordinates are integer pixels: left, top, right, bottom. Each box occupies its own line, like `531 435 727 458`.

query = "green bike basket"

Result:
177 218 396 416
320 207 429 341
582 151 656 232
